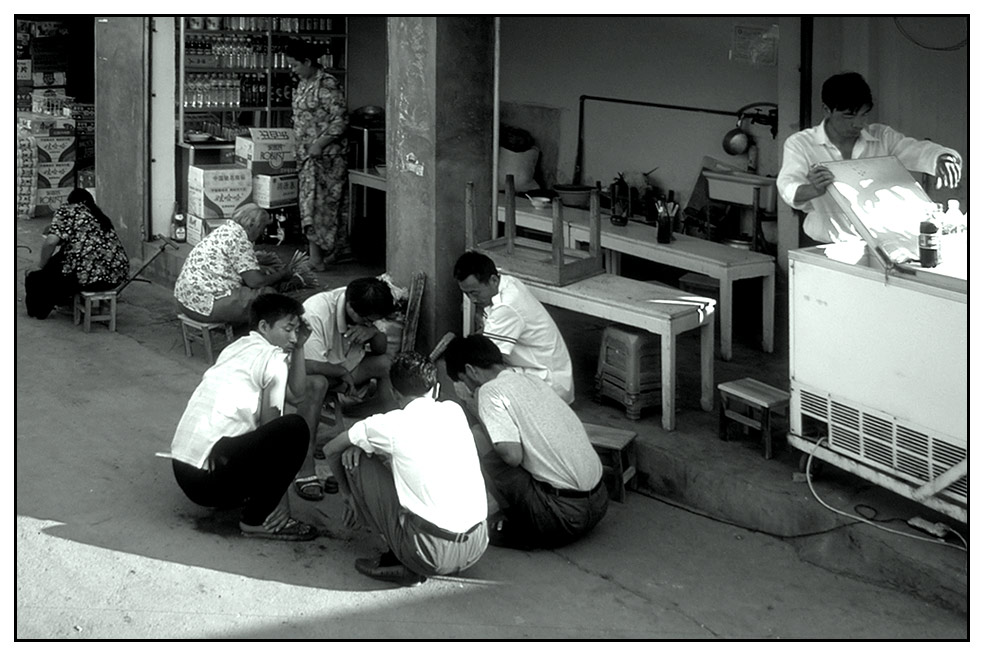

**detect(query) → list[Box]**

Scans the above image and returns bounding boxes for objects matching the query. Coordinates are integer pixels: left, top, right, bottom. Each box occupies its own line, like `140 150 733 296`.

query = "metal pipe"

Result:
573 94 776 185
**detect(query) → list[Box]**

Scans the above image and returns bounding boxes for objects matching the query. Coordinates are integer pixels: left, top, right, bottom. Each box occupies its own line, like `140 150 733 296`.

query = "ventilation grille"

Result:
794 385 966 504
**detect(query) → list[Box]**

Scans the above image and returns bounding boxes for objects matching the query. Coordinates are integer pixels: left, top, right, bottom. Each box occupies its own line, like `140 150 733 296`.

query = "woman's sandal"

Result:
294 475 324 501
240 517 318 541
323 475 340 495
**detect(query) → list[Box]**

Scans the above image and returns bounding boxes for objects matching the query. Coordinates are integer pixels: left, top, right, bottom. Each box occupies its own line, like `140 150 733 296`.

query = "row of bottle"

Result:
185 34 268 69
269 37 340 70
184 73 300 109
186 16 336 33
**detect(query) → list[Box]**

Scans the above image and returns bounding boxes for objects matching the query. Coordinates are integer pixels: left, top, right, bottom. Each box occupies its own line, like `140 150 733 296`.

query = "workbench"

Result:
464 272 716 431
497 197 775 361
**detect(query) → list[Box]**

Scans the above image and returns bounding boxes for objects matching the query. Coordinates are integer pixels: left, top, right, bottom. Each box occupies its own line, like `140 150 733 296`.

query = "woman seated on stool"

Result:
25 188 129 320
174 203 308 327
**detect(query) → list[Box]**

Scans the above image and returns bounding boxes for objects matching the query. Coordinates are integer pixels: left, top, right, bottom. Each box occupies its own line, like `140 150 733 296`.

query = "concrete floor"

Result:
14 215 968 639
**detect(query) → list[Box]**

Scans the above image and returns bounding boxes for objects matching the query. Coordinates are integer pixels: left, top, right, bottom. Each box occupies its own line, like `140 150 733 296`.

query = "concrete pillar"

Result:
385 17 495 354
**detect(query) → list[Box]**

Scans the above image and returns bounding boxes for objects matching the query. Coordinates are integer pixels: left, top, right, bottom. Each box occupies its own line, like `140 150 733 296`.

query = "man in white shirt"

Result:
443 335 608 551
323 351 489 587
292 277 395 501
453 251 574 404
777 71 962 244
170 293 317 541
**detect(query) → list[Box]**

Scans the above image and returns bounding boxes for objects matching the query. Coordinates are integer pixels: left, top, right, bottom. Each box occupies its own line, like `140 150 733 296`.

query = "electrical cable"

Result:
893 17 967 51
803 435 968 552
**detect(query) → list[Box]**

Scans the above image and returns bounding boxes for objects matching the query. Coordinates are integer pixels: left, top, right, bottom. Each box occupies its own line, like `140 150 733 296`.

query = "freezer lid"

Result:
821 156 934 266
820 156 966 292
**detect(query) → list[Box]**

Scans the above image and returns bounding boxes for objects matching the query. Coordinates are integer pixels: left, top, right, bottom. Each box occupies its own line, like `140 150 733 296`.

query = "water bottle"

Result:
919 213 940 268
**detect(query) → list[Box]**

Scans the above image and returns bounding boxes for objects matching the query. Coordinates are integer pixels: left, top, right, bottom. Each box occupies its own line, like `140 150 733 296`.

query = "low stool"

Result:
717 378 790 460
583 422 638 502
177 313 234 364
595 325 661 420
74 291 118 333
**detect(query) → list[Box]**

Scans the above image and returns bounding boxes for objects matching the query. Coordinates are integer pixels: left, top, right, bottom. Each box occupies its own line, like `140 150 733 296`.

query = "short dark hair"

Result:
442 335 503 381
821 72 873 113
346 277 395 318
283 38 324 66
249 293 304 331
453 251 498 284
390 351 437 397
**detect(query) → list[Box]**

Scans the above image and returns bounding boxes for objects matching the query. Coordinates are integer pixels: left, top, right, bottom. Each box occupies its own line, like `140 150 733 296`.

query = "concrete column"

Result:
385 17 495 353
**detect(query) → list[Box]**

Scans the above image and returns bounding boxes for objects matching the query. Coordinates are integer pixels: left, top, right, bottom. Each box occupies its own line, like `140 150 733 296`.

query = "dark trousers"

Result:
481 451 609 550
172 414 309 526
25 251 118 320
346 456 488 576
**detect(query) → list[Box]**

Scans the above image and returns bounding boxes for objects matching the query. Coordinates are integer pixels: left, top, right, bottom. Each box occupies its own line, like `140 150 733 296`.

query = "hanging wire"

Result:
894 17 968 51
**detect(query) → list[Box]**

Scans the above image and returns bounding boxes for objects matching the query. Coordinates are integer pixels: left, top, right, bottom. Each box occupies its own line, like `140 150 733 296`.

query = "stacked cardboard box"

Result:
16 129 38 220
70 103 95 179
186 164 254 245
15 20 32 112
234 128 299 212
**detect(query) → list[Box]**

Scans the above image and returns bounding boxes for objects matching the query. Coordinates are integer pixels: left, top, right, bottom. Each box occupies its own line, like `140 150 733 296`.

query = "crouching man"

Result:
323 351 489 587
443 335 608 550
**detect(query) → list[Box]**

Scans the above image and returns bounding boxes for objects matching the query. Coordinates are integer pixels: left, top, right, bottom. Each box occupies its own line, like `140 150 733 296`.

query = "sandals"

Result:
294 475 324 501
240 517 318 541
323 475 339 495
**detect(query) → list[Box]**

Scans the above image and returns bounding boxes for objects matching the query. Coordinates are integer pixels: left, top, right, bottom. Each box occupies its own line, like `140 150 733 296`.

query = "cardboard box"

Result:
187 164 253 219
252 174 298 209
35 135 76 162
186 214 226 246
16 59 32 82
37 161 76 188
32 71 66 88
33 187 73 217
15 85 33 111
76 166 96 189
18 112 76 136
235 128 297 176
76 135 95 162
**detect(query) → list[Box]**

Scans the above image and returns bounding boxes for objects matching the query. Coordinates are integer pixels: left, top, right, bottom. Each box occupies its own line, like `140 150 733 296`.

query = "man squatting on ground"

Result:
323 351 489 586
443 335 608 550
292 277 396 501
453 251 574 405
170 293 318 541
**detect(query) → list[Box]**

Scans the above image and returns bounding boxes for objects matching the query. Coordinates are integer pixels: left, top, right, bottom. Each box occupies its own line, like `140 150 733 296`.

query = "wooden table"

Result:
498 198 775 361
348 168 386 234
464 272 716 431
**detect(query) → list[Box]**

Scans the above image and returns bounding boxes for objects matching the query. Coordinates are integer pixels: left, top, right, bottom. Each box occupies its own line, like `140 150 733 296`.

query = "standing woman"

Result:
25 188 129 320
286 38 349 270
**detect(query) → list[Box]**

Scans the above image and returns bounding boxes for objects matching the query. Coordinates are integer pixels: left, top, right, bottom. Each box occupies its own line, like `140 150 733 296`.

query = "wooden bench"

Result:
498 197 775 361
464 272 715 431
177 314 234 364
717 377 790 460
583 422 637 502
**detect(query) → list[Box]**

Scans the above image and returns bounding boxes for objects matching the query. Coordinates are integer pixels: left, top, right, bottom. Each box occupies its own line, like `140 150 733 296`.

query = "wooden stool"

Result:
177 313 234 364
583 422 638 502
74 291 118 333
717 378 790 460
595 325 661 420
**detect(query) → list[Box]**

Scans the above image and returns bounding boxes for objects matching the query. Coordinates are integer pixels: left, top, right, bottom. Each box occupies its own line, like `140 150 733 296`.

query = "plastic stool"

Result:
178 313 234 364
74 291 118 333
717 378 790 460
595 325 661 420
583 422 638 502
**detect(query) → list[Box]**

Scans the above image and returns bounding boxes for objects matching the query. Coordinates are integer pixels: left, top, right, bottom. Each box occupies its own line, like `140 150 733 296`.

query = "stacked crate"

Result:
71 103 96 190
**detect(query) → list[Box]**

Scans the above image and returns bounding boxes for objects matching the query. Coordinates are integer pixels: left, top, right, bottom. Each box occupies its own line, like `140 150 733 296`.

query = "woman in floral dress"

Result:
25 188 129 320
286 39 349 270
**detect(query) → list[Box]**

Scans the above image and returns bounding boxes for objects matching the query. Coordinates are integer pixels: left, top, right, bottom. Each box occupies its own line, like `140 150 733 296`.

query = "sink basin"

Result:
704 169 777 212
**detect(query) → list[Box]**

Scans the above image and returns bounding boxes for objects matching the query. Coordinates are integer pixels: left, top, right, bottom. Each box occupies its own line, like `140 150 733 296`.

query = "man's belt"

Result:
536 478 604 499
407 511 483 543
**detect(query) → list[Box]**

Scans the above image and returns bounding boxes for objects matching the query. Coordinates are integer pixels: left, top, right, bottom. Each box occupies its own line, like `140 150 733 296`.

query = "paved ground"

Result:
13 216 970 640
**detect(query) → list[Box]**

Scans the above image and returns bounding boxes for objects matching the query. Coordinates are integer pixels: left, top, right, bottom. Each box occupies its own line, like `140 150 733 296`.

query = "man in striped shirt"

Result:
454 251 574 404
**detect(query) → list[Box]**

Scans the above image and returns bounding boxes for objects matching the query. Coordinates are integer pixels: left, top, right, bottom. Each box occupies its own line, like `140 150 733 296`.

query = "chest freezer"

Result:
786 157 967 522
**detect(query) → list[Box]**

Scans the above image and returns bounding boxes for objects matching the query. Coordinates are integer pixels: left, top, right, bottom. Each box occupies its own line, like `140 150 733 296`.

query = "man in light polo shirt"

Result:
293 277 395 501
453 251 574 404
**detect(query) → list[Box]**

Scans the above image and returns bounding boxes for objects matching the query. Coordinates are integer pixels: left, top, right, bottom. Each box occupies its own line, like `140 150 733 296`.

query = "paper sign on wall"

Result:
730 24 778 66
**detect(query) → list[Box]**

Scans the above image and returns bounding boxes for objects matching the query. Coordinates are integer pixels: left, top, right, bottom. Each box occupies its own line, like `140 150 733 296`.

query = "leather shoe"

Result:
354 555 427 587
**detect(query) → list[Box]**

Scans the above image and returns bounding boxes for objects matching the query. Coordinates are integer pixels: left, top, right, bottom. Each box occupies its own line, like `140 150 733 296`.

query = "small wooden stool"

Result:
177 313 234 364
74 291 118 333
717 378 790 460
583 422 638 502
